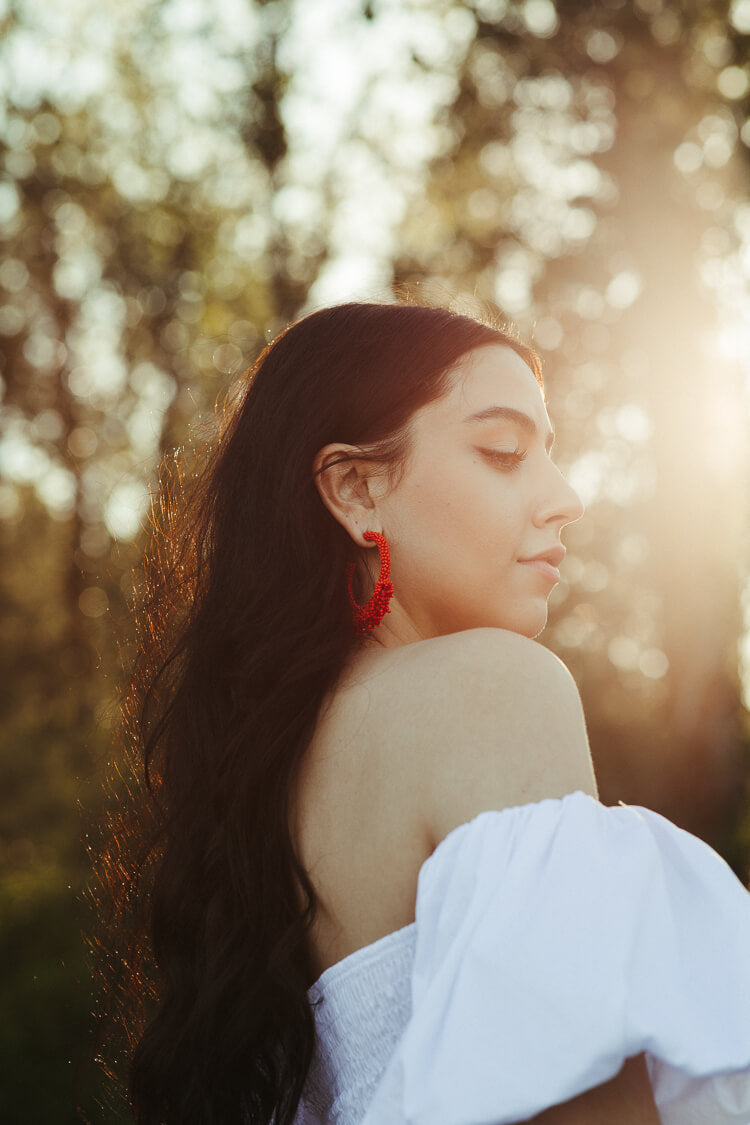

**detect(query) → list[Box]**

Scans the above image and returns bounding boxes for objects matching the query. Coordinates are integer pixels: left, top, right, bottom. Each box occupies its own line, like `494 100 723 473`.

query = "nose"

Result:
533 462 585 529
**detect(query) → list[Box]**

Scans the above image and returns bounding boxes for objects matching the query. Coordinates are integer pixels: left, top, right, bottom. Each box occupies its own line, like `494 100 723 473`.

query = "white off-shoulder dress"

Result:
292 790 750 1124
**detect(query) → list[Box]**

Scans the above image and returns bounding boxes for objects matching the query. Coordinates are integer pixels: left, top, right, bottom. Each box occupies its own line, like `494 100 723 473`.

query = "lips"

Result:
518 546 566 568
517 546 566 584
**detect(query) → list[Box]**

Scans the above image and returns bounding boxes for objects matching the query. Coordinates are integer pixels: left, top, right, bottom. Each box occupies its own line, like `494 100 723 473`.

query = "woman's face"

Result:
374 342 584 641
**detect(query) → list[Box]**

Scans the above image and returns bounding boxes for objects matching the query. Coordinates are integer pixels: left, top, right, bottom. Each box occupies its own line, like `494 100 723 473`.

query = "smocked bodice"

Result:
297 924 417 1123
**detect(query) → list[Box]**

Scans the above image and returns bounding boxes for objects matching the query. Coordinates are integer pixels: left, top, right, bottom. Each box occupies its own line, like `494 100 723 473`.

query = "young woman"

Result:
98 301 750 1124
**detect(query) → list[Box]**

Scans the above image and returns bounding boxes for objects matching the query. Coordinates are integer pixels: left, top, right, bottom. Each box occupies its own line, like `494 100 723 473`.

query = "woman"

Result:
97 300 750 1124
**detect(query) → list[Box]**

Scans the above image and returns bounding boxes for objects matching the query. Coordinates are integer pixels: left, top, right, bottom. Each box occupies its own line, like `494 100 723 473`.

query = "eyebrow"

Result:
463 405 555 451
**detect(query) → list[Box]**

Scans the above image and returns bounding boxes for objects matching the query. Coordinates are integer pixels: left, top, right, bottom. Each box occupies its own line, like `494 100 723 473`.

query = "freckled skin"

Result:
359 343 584 643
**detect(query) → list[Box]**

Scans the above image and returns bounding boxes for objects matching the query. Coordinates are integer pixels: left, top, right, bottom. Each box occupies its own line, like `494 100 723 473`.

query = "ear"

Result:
312 443 382 547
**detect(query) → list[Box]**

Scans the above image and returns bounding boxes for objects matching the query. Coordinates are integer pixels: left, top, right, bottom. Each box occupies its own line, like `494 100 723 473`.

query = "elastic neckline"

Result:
307 919 417 1000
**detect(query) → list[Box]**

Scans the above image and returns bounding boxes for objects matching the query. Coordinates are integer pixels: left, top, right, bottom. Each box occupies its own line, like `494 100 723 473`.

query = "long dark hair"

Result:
92 300 542 1124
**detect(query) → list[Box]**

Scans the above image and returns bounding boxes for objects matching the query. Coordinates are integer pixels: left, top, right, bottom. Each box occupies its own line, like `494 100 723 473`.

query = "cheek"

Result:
397 459 471 530
386 462 461 566
393 459 524 564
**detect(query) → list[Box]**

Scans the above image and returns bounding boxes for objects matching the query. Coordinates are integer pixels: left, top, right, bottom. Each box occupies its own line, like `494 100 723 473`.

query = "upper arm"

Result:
527 1052 660 1124
402 627 598 850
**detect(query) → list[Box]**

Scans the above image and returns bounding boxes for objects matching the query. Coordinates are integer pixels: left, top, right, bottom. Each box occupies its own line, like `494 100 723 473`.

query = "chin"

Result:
464 597 549 638
509 604 549 639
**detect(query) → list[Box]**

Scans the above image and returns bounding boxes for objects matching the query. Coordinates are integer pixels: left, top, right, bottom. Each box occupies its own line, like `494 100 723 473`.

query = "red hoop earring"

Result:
346 530 394 635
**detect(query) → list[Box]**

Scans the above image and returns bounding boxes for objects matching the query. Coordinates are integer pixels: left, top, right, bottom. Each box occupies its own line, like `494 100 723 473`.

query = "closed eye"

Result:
481 449 527 471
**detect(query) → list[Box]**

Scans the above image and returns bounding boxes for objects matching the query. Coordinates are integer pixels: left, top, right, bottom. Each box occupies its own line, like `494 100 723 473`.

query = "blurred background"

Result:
2 0 750 1119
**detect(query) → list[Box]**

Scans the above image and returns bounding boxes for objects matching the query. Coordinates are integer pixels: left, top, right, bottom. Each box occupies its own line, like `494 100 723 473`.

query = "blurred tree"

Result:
392 0 750 857
0 0 322 1117
0 0 470 1115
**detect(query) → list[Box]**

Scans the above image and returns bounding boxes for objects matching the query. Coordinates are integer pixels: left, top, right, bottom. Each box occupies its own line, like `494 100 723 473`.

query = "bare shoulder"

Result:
409 625 578 685
374 628 599 849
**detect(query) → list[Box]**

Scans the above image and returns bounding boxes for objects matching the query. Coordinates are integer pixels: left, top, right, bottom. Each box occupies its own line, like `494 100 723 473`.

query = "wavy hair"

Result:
91 300 542 1124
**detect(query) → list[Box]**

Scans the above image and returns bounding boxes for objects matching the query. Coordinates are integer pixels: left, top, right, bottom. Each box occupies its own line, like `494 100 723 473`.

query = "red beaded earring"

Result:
346 530 394 635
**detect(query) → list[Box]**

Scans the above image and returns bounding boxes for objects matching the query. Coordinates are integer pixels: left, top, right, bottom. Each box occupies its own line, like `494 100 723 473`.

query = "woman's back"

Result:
291 626 598 988
290 637 432 984
291 629 670 1122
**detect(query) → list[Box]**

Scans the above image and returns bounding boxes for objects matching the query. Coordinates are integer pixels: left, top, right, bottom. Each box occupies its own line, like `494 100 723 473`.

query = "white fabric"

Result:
294 790 750 1124
299 922 417 1122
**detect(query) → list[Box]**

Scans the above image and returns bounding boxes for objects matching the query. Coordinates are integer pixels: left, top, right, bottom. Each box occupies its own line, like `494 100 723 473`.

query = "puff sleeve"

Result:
361 791 750 1124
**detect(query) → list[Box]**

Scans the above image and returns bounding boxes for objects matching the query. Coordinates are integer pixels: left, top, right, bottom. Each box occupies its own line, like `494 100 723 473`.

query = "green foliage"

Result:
0 876 129 1123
